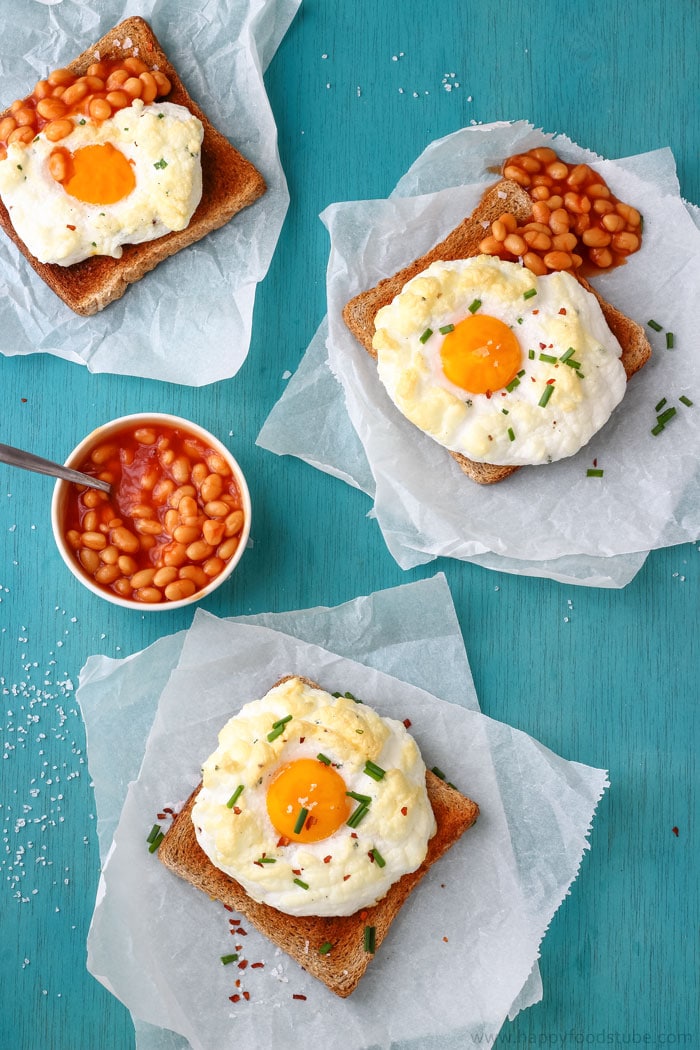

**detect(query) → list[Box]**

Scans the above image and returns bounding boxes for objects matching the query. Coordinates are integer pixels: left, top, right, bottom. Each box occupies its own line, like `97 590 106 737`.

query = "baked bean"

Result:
152 71 172 95
207 453 231 477
530 146 557 164
491 219 507 242
615 202 641 227
82 75 107 92
66 529 82 550
179 565 209 588
164 579 197 602
522 252 548 276
153 566 179 588
0 116 17 139
82 510 99 532
523 230 552 251
134 427 158 445
588 183 610 199
169 484 196 507
100 545 119 565
106 68 130 91
105 90 130 110
34 79 52 100
135 587 163 604
225 510 245 536
563 191 591 214
552 232 578 252
79 548 101 574
200 473 224 503
612 231 640 253
217 537 240 561
81 530 106 551
14 107 36 127
95 564 122 585
134 518 163 536
573 213 591 235
111 526 140 553
162 542 188 568
601 213 625 232
139 71 158 103
87 62 109 80
43 119 73 142
503 233 527 256
530 185 550 201
478 236 502 255
173 524 201 545
546 160 568 181
113 578 132 598
191 462 209 488
582 227 612 248
590 247 613 268
543 250 573 270
163 509 180 535
203 557 226 578
61 81 89 107
531 201 551 225
549 208 570 235
186 540 214 562
8 126 35 145
546 194 563 210
89 97 112 121
498 212 518 233
153 478 176 504
503 164 531 186
203 520 226 547
204 500 230 518
178 495 199 520
130 568 157 589
91 442 118 465
123 77 143 99
48 150 69 183
48 68 75 87
566 164 592 187
593 199 615 215
124 56 150 75
117 554 139 575
169 456 190 484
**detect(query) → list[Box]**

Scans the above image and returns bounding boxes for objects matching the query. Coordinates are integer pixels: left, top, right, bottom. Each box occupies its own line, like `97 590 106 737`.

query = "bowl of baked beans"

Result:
51 414 251 609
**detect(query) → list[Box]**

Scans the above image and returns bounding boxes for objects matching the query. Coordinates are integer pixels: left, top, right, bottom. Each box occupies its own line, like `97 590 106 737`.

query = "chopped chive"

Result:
576 371 585 379
586 468 604 477
517 316 524 324
347 803 370 828
647 319 663 332
468 298 482 314
333 690 360 702
563 358 582 370
431 766 446 780
148 831 164 854
656 406 677 426
419 327 433 344
501 408 509 415
319 941 333 955
256 856 277 864
317 752 332 765
346 790 372 804
293 807 309 834
220 953 239 965
517 369 526 377
147 823 161 844
655 397 668 412
559 347 576 363
507 427 515 442
439 323 455 334
363 926 376 953
538 384 555 408
370 848 386 868
523 288 537 300
505 377 521 392
226 785 244 808
293 877 309 890
539 353 558 363
363 760 386 781
651 422 665 435
666 332 675 349
267 715 292 742
679 395 693 407
153 157 168 170
272 714 293 729
528 348 535 360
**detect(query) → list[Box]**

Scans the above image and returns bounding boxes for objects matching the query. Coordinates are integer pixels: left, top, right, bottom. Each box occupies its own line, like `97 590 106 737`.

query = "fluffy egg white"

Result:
372 255 628 466
192 677 437 917
0 99 202 266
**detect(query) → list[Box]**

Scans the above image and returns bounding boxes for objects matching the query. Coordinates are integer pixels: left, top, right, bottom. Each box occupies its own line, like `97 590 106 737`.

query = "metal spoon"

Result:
0 441 112 494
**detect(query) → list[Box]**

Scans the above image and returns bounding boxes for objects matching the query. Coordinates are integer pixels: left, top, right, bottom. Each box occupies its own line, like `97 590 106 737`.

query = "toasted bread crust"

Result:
157 676 479 997
0 17 266 315
342 179 652 485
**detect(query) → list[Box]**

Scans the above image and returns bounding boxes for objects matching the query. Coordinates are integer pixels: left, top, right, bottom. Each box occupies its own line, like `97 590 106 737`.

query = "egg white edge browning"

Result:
191 677 437 917
372 255 628 467
0 99 203 266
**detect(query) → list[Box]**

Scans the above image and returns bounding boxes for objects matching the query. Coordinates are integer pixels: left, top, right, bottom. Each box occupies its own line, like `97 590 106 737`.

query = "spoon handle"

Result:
0 442 112 494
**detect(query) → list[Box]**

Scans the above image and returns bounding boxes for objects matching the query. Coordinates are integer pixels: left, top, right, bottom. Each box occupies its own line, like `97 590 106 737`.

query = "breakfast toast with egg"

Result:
158 675 479 998
0 16 266 315
342 179 652 484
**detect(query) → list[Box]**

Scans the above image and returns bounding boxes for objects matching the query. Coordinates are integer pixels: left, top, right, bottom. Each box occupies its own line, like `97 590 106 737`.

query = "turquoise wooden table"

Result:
1 1 698 1048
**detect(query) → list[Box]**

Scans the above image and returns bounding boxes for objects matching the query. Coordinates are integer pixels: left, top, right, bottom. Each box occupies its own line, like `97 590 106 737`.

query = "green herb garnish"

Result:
666 332 675 349
647 319 662 332
319 941 333 955
507 427 515 442
523 288 537 300
346 790 372 804
364 926 376 953
468 298 482 314
439 323 455 334
363 760 386 782
419 327 433 344
221 953 239 965
267 714 293 742
293 877 309 890
317 752 332 765
226 785 244 808
293 807 309 835
538 384 555 408
154 157 168 170
539 353 557 364
586 468 604 477
370 848 386 868
679 395 693 407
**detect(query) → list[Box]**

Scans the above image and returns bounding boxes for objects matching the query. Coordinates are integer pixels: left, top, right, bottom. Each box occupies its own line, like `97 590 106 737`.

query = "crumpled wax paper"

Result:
77 575 608 1050
0 0 299 385
257 121 700 585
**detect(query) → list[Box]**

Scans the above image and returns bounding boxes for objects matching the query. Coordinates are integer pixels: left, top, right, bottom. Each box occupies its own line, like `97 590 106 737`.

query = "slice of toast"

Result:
0 17 266 315
342 179 652 485
157 677 479 998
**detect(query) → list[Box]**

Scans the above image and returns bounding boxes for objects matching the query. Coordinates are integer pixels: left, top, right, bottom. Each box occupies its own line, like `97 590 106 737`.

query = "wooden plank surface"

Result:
0 1 697 1048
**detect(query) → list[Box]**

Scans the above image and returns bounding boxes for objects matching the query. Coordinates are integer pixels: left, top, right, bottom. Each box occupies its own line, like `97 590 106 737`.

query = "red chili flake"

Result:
254 860 263 867
293 994 307 1001
251 962 265 969
350 832 358 839
539 342 546 350
66 224 76 230
559 307 567 315
323 855 332 864
305 814 318 830
546 378 555 385
443 936 449 943
277 835 290 848
233 806 242 815
243 991 250 1001
672 826 679 836
229 994 240 1003
20 397 27 403
235 979 241 988
162 807 175 815
343 874 352 881
238 960 249 970
368 851 375 863
593 458 598 468
236 928 248 936
299 736 305 743
532 308 539 314
401 806 408 816
224 904 235 913
292 868 302 876
485 390 492 399
403 718 412 728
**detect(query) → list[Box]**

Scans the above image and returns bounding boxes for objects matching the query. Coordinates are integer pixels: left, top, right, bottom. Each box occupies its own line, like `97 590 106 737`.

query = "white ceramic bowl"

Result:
51 413 251 610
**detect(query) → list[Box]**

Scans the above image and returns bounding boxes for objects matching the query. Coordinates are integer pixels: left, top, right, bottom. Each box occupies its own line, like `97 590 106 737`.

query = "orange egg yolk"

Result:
440 314 522 394
266 758 351 843
62 143 136 205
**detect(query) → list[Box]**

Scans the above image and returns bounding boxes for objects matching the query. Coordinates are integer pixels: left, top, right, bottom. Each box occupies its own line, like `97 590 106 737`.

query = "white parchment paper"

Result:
0 0 299 385
258 122 700 583
78 576 607 1050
